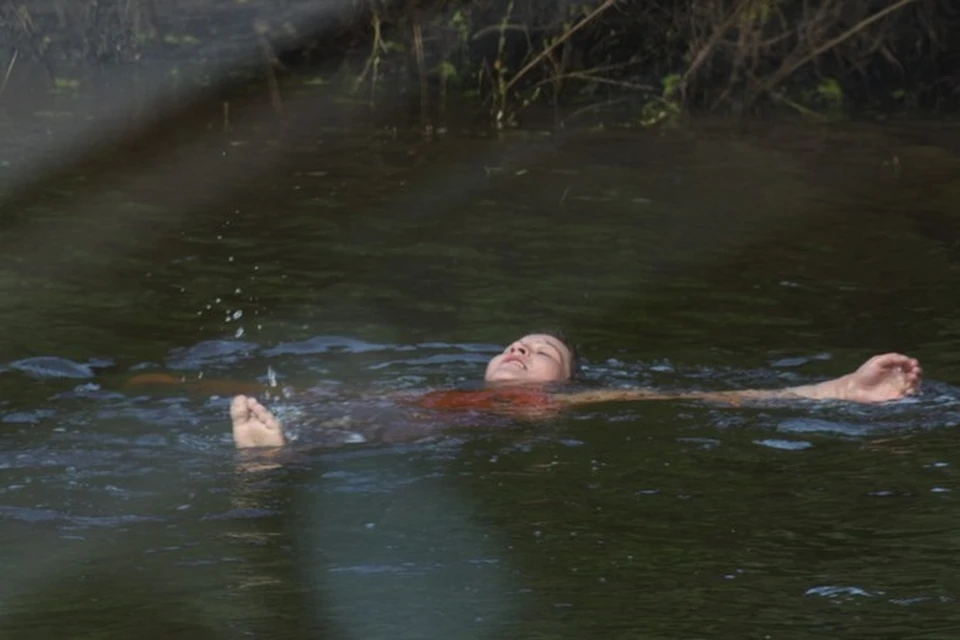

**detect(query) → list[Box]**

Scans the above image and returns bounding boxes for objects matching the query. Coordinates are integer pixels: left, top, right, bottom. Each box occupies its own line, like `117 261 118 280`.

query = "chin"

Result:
488 373 553 386
486 373 521 383
486 370 529 384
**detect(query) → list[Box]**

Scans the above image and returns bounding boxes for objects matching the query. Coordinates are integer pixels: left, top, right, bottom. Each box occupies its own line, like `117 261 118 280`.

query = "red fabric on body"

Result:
415 386 557 413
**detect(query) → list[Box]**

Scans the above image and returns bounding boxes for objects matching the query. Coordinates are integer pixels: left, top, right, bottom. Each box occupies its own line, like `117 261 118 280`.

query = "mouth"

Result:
501 355 525 368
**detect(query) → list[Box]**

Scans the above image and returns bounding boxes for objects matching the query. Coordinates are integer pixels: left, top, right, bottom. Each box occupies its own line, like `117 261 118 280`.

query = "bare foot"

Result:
231 395 286 449
840 353 922 403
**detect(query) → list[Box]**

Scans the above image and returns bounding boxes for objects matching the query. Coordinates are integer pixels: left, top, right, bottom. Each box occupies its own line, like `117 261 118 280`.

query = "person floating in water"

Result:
230 332 923 449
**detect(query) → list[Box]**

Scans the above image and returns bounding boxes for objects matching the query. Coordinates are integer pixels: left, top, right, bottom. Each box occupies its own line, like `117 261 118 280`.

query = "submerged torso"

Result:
124 372 561 445
413 386 559 413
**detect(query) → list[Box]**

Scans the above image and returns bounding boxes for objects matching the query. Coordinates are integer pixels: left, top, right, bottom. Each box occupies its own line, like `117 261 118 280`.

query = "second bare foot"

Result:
231 395 286 449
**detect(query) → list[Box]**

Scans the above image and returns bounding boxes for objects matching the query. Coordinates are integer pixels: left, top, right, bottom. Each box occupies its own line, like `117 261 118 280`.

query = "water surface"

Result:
3 78 960 638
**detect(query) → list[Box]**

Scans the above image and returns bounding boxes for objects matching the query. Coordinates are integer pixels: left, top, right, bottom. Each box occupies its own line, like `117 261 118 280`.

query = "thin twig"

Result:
680 3 747 95
353 11 385 96
472 23 530 40
501 0 618 98
253 20 283 112
530 71 655 92
413 18 428 127
752 0 920 102
564 96 632 123
0 48 18 100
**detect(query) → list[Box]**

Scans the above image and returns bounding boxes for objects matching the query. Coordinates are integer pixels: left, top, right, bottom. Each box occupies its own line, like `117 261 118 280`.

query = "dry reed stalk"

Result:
680 1 748 99
748 0 920 105
0 47 17 100
254 19 283 112
500 0 617 98
413 17 428 125
353 10 386 104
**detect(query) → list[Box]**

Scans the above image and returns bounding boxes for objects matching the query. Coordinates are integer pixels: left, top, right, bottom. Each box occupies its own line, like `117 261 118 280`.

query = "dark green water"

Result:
3 77 960 638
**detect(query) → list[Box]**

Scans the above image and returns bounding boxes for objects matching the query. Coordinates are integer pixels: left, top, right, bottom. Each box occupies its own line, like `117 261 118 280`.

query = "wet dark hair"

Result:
535 328 583 381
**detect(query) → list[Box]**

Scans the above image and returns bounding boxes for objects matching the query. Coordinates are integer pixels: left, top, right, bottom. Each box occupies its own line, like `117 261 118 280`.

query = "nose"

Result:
508 342 528 356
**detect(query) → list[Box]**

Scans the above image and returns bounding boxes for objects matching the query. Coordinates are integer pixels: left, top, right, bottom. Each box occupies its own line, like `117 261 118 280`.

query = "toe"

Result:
250 400 280 431
230 395 251 421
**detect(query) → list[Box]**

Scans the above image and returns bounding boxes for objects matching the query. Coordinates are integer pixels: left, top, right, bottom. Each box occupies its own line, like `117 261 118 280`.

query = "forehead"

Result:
519 334 569 356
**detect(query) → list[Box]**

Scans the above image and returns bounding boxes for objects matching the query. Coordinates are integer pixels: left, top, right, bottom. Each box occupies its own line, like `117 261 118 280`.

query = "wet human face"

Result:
484 334 572 384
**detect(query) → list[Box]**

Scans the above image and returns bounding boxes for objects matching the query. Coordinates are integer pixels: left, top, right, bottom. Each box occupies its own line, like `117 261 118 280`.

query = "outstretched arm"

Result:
555 353 922 408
